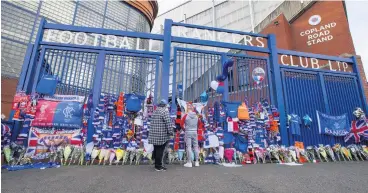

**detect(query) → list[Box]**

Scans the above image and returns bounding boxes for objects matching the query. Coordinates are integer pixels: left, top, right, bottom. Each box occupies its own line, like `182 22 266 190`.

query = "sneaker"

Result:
184 162 193 167
195 161 200 167
161 166 167 171
155 167 164 171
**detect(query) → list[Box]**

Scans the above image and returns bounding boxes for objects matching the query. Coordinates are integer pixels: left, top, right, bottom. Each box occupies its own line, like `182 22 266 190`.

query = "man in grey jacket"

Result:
180 103 200 167
148 99 174 171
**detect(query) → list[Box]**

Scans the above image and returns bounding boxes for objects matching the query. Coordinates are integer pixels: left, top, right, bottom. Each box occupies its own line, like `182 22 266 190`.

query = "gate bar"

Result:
87 51 106 142
278 49 353 63
268 34 288 146
172 21 268 38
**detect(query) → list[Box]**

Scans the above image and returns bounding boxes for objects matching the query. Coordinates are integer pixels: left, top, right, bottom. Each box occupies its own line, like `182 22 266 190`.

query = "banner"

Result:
32 100 83 128
317 111 349 136
26 127 82 155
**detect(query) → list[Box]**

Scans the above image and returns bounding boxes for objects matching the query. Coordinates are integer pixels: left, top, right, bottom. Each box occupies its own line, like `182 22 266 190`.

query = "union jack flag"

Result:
27 127 82 155
344 118 368 143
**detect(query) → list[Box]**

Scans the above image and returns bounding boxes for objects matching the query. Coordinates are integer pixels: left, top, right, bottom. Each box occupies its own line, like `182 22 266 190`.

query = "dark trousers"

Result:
153 142 167 169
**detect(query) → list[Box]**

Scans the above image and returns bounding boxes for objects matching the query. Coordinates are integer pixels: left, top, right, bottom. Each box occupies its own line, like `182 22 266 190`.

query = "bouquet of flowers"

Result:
115 148 124 165
103 149 111 165
341 146 352 161
56 146 64 164
318 144 328 162
358 145 368 160
314 146 322 162
63 145 73 165
255 147 266 164
332 144 344 161
109 150 116 165
269 145 281 163
70 147 82 165
347 145 361 161
122 150 130 165
3 145 13 165
306 146 316 163
91 147 100 165
135 148 144 165
288 146 297 163
324 145 336 162
129 150 136 165
99 148 107 165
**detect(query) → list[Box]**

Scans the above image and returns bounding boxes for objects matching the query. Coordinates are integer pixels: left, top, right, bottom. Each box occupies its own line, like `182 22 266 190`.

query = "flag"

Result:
27 127 83 156
344 118 368 143
317 111 349 136
31 100 83 128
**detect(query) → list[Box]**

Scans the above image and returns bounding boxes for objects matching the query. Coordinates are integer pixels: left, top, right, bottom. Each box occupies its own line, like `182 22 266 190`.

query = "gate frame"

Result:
15 18 368 145
170 46 274 111
278 49 367 146
17 18 164 142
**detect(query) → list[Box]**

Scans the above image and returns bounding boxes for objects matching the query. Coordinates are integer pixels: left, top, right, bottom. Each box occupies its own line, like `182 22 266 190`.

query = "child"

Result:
180 103 200 167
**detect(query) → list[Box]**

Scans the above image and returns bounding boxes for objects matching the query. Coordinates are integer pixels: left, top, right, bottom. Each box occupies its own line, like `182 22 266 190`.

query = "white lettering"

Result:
281 55 288 65
290 55 298 67
119 36 131 49
179 27 187 38
74 32 88 45
244 35 253 46
135 38 146 51
300 56 309 68
193 29 201 39
343 62 349 72
205 30 214 41
59 31 73 44
91 33 102 46
337 61 342 71
256 37 265 47
311 58 319 69
105 35 117 48
328 60 337 71
45 30 57 42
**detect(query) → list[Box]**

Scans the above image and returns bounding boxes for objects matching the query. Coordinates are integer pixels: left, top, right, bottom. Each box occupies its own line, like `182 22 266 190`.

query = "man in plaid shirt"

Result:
148 99 174 171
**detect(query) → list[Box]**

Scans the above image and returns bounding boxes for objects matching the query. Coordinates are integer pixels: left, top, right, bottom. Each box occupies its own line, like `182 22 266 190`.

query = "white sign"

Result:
280 55 351 72
172 27 266 48
45 30 161 52
308 15 322 26
45 28 267 51
300 15 336 46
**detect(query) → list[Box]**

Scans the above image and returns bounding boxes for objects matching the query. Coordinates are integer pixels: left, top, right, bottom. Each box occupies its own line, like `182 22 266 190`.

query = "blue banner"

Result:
53 101 83 128
317 111 349 136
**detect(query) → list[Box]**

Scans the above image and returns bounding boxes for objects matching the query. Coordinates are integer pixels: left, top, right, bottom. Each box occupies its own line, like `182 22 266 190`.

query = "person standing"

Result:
180 103 200 167
148 99 174 171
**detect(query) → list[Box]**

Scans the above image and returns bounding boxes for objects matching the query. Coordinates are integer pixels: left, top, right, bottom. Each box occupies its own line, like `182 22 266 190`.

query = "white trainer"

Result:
195 161 200 167
184 162 193 167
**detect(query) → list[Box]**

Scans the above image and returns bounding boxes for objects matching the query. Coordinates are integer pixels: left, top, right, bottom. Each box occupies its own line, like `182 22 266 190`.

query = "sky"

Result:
157 0 368 79
345 0 368 79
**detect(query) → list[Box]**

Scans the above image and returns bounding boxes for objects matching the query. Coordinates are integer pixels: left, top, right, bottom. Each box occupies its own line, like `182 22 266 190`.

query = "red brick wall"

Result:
1 77 18 118
247 0 367 102
290 1 355 56
356 57 368 101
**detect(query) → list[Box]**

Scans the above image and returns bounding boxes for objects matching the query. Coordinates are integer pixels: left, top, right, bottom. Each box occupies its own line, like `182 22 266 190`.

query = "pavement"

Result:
2 162 368 193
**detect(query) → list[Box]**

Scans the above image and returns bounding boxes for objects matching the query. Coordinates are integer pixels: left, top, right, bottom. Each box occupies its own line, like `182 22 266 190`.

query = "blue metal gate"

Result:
170 47 273 109
15 18 368 146
279 50 367 146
